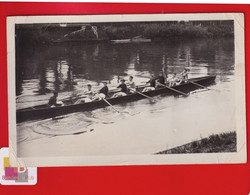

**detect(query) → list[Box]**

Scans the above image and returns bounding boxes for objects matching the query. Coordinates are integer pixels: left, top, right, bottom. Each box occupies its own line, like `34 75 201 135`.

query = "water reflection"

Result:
16 38 234 96
16 37 236 156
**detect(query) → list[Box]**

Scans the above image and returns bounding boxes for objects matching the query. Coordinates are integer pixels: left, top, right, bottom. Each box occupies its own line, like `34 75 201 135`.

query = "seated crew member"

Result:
71 82 88 99
169 73 182 87
74 84 95 104
48 91 64 107
126 76 136 93
92 82 109 101
99 82 109 97
155 72 165 88
85 84 95 99
112 79 127 98
178 68 188 82
143 74 156 92
146 74 156 88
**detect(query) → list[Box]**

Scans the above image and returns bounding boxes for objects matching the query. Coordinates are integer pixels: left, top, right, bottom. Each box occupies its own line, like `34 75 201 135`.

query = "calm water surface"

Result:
16 38 235 156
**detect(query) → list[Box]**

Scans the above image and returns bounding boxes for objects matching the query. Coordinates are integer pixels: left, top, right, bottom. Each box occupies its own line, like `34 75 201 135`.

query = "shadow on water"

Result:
16 37 234 96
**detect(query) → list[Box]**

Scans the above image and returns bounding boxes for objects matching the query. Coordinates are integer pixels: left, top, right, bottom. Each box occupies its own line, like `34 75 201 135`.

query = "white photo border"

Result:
7 13 246 167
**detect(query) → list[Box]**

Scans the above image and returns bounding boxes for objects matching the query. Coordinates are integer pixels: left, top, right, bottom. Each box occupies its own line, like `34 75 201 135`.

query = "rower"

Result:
85 84 95 99
112 79 127 98
169 73 182 87
146 74 156 88
48 91 64 107
126 76 136 93
155 72 165 88
143 74 156 92
74 84 94 104
117 79 127 93
92 82 109 101
99 82 109 97
178 68 189 81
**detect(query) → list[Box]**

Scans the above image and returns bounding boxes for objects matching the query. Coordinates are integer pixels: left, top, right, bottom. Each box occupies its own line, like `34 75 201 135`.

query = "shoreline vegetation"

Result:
156 132 236 154
16 21 234 46
103 22 234 40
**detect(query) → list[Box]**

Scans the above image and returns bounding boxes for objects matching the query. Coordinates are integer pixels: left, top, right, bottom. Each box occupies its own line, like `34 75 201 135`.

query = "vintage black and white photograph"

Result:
7 14 246 166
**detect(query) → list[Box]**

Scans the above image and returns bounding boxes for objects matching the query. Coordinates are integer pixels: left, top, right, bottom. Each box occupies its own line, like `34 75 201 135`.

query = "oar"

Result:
17 93 87 103
157 83 189 96
188 81 219 92
96 94 131 115
61 94 87 101
102 98 122 113
16 94 39 100
129 88 157 102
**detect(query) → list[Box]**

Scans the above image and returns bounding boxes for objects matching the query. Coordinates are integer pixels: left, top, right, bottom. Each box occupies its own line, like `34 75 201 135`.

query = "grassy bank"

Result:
156 132 236 154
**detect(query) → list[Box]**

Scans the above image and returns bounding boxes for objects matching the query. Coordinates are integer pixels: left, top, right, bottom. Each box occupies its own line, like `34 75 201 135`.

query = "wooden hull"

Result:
16 75 216 123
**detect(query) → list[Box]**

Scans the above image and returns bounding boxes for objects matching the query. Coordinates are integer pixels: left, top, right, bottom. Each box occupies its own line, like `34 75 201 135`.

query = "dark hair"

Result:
87 84 91 87
130 76 133 79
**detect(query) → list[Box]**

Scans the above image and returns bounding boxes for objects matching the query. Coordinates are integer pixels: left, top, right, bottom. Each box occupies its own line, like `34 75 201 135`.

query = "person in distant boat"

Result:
169 73 182 87
143 74 156 92
74 84 95 104
126 76 136 93
92 82 109 101
155 72 165 88
112 79 127 98
48 91 64 107
178 68 189 81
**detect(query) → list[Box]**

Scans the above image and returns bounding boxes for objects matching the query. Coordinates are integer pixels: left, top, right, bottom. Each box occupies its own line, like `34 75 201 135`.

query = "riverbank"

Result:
156 132 236 154
16 21 234 47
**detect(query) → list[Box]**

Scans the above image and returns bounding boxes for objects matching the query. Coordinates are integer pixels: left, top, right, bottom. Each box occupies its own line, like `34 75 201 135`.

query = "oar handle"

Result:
129 88 156 101
59 95 87 102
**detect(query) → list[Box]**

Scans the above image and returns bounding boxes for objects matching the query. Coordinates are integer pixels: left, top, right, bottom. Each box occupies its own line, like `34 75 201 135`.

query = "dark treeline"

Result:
16 20 234 47
102 21 234 40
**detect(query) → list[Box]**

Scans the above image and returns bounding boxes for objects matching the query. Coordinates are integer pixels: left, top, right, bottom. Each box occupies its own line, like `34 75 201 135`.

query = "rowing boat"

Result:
16 75 216 123
111 37 151 44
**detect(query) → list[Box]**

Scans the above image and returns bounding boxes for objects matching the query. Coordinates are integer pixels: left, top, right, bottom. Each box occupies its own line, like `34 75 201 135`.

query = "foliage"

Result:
16 22 234 47
156 131 236 154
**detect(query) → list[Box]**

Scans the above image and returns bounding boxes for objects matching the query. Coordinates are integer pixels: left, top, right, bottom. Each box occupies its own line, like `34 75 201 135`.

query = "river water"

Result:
16 38 235 157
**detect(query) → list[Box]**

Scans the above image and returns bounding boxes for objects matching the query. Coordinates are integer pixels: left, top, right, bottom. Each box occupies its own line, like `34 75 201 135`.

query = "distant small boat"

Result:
131 37 151 43
52 39 109 44
111 39 132 43
111 36 151 44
